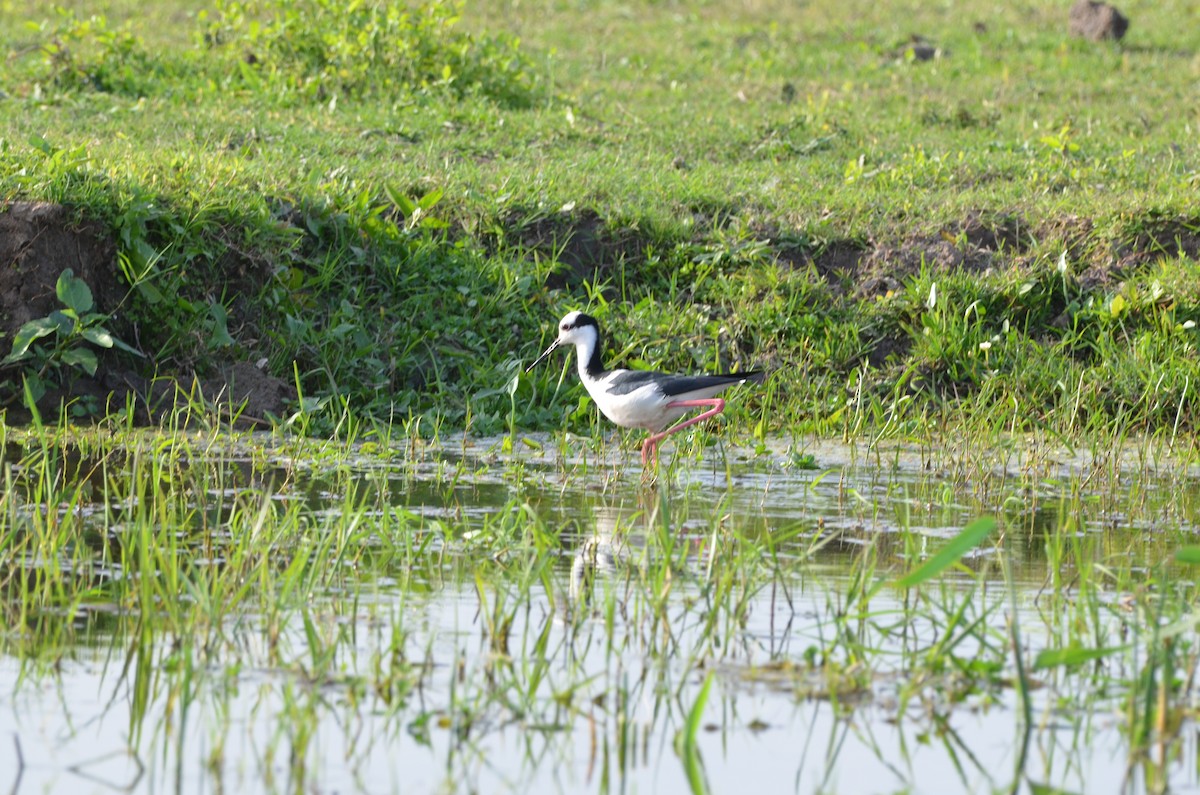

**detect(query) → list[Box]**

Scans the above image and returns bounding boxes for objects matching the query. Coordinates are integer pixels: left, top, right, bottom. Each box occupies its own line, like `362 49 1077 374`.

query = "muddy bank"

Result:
1 199 1196 426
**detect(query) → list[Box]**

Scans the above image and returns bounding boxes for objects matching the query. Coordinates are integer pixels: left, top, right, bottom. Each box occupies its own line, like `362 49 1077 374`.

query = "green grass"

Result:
4 422 1200 792
7 7 1200 786
1 0 1199 442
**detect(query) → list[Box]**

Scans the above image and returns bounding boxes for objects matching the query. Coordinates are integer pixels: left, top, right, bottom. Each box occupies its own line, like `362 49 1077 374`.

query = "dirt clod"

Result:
0 202 120 337
200 361 297 424
1069 0 1129 42
0 201 292 426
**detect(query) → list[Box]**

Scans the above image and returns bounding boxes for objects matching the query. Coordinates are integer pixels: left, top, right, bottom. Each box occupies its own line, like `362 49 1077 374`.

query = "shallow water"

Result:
2 433 1199 795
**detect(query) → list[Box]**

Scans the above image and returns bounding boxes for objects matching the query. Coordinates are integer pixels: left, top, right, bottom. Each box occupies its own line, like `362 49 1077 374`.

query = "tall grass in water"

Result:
3 424 1200 792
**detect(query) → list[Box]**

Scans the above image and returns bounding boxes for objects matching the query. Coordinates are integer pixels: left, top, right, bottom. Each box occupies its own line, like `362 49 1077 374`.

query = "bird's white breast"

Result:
583 371 680 431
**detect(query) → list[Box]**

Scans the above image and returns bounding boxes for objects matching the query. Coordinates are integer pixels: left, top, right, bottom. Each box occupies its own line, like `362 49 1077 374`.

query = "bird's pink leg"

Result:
641 438 657 467
639 399 726 467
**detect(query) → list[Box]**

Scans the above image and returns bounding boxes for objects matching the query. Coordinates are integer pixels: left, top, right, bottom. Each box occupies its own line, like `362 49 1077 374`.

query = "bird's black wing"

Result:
601 369 665 396
654 371 765 398
602 369 766 397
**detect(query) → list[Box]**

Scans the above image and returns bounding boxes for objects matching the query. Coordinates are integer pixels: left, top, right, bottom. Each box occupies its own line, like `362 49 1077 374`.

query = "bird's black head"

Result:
559 311 599 334
527 310 603 374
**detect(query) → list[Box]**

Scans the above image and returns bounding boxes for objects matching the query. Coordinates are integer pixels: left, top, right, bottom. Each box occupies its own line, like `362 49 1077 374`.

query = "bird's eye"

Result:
561 323 571 331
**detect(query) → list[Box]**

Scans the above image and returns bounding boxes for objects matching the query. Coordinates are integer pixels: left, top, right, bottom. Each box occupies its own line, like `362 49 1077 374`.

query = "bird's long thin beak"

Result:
526 338 561 372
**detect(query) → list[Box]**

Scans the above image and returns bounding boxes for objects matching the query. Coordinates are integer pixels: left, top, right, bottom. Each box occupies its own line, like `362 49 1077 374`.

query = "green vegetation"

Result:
6 5 1200 792
0 0 1198 440
2 268 142 406
3 423 1200 793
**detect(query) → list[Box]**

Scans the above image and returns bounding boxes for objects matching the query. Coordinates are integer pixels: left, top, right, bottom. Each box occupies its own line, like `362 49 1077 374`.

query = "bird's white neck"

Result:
572 325 602 379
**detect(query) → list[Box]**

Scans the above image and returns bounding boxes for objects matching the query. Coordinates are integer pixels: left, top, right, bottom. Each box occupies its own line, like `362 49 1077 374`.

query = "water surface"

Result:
2 433 1197 795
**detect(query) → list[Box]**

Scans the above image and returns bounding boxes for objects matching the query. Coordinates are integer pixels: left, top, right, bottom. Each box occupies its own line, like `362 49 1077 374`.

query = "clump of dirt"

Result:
502 206 1162 300
0 201 292 426
889 34 944 62
1030 213 1200 288
7 360 296 428
200 361 295 423
1123 216 1200 262
491 207 649 288
793 241 866 287
1069 0 1129 41
0 202 122 331
797 212 1031 297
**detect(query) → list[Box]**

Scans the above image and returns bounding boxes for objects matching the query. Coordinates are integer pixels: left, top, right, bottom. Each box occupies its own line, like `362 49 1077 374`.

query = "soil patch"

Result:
791 212 1032 297
0 201 293 426
1069 0 1129 41
0 202 121 331
489 207 650 288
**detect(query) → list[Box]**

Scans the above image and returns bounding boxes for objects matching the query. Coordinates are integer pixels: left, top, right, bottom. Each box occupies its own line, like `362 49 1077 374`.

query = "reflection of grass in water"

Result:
2 425 1200 791
676 671 713 795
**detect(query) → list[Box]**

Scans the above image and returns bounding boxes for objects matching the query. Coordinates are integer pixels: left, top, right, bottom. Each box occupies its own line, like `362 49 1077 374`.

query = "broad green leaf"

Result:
81 327 115 348
894 516 997 588
384 184 416 216
1109 292 1126 319
28 134 54 156
676 671 713 795
808 470 833 487
136 281 164 304
6 316 61 359
209 327 236 349
684 672 713 745
1029 782 1082 795
60 347 98 376
1033 644 1126 670
109 334 145 357
208 302 236 349
1175 547 1200 565
49 310 75 333
56 269 94 314
417 188 444 210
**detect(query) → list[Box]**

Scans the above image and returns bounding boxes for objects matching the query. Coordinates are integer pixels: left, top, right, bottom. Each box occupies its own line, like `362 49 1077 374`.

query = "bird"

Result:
526 310 765 466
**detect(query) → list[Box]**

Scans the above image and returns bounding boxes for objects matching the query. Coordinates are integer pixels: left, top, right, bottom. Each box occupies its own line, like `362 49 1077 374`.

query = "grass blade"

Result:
676 672 713 795
894 516 997 588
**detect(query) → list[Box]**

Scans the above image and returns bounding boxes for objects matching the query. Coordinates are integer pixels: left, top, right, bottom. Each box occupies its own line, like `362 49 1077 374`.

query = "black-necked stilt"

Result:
527 311 765 466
